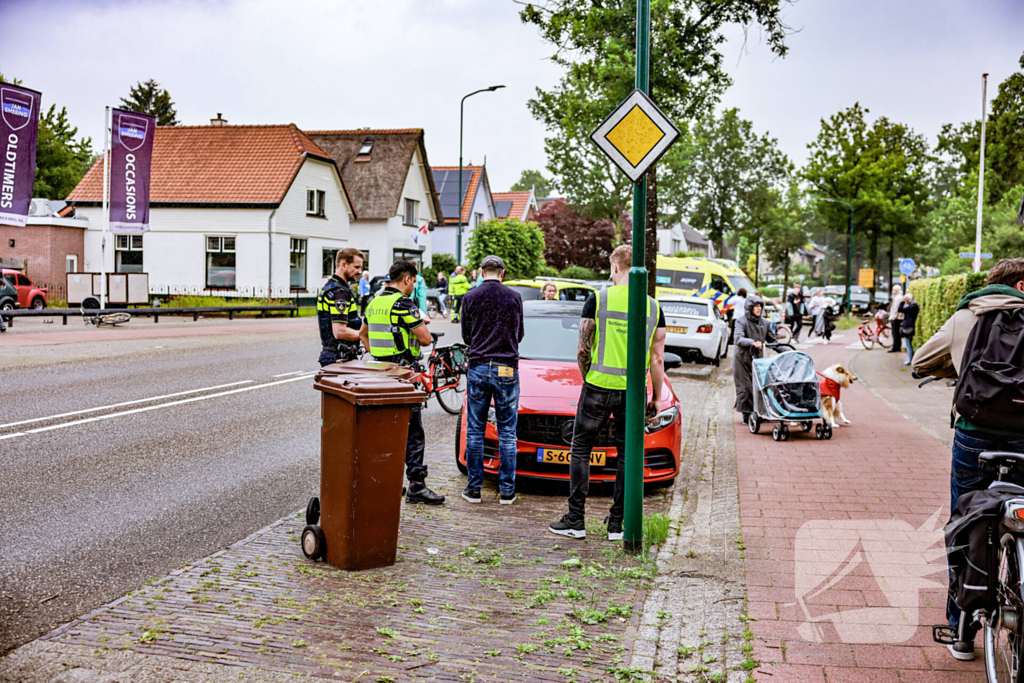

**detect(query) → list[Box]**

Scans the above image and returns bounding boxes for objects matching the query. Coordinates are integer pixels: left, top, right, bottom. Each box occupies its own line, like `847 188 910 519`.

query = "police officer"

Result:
358 260 445 505
317 248 364 367
449 266 470 322
549 245 667 541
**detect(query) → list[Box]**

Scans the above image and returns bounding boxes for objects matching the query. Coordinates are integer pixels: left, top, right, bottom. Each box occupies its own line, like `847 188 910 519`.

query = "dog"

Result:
819 364 857 428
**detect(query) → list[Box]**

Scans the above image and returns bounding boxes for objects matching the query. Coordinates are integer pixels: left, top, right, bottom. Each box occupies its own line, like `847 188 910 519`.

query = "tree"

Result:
466 218 546 279
511 169 552 197
120 79 179 126
422 253 457 284
760 184 809 295
534 199 615 271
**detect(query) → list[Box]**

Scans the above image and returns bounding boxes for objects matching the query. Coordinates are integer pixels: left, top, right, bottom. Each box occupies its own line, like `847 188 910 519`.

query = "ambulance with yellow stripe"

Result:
654 255 757 317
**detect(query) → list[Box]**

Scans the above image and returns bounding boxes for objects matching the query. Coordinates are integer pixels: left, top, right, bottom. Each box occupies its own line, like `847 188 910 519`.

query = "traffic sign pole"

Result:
623 0 651 555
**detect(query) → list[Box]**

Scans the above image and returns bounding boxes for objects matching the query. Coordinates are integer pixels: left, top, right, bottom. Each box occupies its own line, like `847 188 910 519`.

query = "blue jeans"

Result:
947 428 1024 629
465 364 519 495
903 336 914 362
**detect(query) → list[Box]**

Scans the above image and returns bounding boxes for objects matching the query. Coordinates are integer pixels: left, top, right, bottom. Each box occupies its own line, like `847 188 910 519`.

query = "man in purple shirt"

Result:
459 255 524 505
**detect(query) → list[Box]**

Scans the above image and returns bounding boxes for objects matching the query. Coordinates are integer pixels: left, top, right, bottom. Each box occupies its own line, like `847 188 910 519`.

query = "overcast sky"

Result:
2 0 1022 193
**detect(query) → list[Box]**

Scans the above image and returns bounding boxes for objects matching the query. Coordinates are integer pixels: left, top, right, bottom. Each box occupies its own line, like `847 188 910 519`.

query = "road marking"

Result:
0 381 255 430
0 375 312 441
272 370 314 378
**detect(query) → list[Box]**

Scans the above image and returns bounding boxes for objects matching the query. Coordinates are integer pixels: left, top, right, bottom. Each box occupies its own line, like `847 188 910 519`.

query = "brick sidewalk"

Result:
738 335 984 682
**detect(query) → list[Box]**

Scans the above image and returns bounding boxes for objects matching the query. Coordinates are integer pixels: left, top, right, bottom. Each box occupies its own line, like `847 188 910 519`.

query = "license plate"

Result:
536 448 606 466
667 326 688 334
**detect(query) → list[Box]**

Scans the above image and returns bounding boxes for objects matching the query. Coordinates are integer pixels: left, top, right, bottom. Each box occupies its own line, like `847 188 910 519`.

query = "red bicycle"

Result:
408 331 468 414
857 311 892 350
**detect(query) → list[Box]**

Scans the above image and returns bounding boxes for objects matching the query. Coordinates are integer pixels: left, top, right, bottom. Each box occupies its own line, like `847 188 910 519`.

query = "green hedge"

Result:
758 286 780 299
908 271 987 342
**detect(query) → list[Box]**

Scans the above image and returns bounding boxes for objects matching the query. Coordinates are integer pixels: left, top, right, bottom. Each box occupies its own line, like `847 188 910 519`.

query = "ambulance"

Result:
654 255 757 317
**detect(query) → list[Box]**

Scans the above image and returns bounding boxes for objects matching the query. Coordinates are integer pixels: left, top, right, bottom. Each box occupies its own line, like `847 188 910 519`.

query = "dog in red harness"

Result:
818 364 857 428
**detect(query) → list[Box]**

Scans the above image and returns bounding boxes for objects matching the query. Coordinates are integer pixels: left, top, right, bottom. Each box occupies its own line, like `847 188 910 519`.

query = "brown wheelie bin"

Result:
305 374 425 571
316 358 415 382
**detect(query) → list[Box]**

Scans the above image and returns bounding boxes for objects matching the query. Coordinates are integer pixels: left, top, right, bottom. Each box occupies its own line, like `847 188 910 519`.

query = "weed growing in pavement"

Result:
642 513 671 554
375 627 397 638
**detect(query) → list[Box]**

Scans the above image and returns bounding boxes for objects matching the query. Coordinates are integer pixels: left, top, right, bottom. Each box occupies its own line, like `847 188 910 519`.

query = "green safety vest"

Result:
450 274 470 296
586 285 660 391
365 289 421 360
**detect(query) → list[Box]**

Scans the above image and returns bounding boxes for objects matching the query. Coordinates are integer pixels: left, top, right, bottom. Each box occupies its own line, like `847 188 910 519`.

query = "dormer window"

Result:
358 140 373 156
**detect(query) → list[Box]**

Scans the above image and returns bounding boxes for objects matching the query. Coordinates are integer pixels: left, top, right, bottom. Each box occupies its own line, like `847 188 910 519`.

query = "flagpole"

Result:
100 106 111 309
973 73 989 274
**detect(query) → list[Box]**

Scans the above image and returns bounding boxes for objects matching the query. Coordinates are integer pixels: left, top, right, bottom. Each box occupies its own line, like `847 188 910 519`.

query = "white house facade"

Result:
431 165 496 264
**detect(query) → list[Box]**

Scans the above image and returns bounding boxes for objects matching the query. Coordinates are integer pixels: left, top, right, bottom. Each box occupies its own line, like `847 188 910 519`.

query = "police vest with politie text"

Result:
316 274 360 361
587 285 660 391
364 288 423 362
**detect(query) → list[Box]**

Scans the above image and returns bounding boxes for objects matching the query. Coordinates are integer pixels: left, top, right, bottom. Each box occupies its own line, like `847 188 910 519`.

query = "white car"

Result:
659 296 729 366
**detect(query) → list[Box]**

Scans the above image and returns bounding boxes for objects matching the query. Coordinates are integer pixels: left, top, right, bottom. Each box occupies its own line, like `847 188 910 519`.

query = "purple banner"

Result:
0 84 41 227
109 109 155 233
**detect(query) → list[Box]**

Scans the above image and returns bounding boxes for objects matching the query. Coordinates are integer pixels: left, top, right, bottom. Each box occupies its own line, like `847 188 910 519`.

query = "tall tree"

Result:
120 79 179 125
760 183 810 294
534 199 616 271
511 169 552 197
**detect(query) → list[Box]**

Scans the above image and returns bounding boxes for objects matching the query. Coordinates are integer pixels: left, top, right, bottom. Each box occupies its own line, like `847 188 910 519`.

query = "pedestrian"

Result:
459 255 524 505
887 284 904 354
734 296 777 425
786 284 806 342
820 299 836 344
436 271 449 314
913 257 1024 661
900 292 918 366
358 271 371 315
316 248 364 366
475 270 484 288
359 260 445 506
728 288 748 345
413 271 428 317
808 288 826 341
542 281 559 301
449 266 470 322
548 245 667 541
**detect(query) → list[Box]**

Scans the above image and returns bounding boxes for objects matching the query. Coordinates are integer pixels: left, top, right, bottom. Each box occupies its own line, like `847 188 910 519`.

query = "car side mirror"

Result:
664 352 683 370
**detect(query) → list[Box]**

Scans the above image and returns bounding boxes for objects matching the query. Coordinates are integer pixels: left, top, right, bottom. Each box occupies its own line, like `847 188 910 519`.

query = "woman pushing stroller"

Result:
734 295 777 425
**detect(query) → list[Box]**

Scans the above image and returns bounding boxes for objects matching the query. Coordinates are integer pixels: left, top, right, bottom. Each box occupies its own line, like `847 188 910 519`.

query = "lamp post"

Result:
458 85 505 265
819 198 854 314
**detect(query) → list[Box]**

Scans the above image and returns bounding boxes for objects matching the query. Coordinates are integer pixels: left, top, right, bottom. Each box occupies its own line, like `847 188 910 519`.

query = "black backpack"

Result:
953 308 1024 431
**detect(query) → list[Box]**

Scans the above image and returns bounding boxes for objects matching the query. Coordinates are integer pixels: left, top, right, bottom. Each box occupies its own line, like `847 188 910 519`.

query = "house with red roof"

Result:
492 190 538 222
430 165 497 265
65 121 355 296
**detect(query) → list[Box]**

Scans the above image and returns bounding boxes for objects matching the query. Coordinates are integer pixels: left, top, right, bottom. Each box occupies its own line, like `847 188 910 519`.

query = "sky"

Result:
2 0 1023 193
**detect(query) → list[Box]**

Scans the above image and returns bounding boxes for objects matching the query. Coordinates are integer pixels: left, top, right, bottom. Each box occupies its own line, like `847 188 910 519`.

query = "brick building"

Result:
0 215 86 290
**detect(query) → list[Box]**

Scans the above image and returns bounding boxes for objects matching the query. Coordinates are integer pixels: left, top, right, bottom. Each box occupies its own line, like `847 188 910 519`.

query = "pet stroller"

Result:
748 351 832 441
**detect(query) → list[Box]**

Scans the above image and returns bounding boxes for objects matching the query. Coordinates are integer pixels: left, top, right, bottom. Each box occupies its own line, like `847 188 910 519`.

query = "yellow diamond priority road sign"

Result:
591 89 681 184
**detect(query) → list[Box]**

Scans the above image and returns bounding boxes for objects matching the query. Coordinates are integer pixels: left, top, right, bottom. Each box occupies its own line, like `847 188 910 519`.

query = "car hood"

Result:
517 359 675 414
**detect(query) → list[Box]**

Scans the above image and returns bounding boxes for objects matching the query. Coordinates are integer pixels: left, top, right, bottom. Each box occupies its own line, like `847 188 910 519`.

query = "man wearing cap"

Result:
459 255 524 505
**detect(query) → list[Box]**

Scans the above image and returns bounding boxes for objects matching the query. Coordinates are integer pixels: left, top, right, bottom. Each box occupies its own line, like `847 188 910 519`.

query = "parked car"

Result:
455 300 683 487
659 295 729 366
0 276 17 320
823 285 872 315
2 269 48 309
503 277 595 302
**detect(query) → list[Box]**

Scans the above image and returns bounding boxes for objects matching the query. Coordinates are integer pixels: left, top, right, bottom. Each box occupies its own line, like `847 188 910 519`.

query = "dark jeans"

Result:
889 320 902 352
947 428 1024 629
452 295 464 319
406 404 427 483
787 315 802 341
567 382 627 524
465 364 519 495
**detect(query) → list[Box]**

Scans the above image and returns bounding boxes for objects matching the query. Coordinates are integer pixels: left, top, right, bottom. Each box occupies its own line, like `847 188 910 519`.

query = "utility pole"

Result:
974 73 989 274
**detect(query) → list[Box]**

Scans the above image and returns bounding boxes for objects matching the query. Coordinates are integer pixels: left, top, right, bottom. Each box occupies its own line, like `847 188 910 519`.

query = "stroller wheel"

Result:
802 421 812 432
824 424 833 440
780 424 790 441
815 423 825 439
772 424 782 441
748 415 760 434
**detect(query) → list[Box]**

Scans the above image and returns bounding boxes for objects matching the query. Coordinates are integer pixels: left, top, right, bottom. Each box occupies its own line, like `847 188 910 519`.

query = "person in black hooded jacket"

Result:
733 296 776 424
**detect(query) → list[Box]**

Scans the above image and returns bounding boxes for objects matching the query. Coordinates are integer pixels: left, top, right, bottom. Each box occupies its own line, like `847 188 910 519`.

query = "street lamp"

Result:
458 85 505 264
818 198 854 314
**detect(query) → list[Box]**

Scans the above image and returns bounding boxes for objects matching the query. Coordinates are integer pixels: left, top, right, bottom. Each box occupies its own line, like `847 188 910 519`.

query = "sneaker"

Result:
461 487 481 504
947 640 975 661
406 482 445 505
499 493 516 505
902 361 911 366
605 516 623 542
548 515 585 539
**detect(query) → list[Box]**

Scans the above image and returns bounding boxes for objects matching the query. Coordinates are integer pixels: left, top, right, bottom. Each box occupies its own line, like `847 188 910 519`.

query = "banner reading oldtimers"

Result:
109 109 155 233
0 84 42 227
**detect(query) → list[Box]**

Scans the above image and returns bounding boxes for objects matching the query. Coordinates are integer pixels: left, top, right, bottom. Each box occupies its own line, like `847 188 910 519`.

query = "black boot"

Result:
742 413 750 425
406 481 445 505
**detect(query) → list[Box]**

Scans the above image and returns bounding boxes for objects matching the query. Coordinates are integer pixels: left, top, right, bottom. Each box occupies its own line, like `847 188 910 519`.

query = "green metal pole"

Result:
624 0 651 555
846 206 853 315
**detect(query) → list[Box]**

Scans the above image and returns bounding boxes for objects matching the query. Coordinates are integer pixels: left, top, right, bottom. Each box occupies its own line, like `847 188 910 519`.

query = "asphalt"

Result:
0 318 463 654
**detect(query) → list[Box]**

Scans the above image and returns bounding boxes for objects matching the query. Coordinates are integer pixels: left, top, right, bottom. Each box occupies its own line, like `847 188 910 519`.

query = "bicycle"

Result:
408 331 468 415
81 306 131 326
857 311 892 350
426 295 449 320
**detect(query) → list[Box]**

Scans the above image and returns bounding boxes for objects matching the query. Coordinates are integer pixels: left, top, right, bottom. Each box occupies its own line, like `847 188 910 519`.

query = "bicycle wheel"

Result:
859 329 874 350
985 536 1024 682
775 325 792 345
878 326 893 348
427 299 440 319
100 312 131 325
433 363 465 415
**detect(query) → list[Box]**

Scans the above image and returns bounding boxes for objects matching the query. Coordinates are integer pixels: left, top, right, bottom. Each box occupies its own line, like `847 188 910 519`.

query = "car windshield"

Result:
508 285 542 301
661 301 708 318
519 315 580 362
727 274 755 294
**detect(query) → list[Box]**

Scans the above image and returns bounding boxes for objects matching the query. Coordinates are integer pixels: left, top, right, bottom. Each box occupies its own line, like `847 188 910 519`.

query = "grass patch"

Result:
643 513 671 554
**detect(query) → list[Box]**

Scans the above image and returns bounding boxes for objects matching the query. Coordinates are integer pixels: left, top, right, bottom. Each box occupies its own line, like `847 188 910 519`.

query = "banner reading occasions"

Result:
0 84 42 227
109 109 156 233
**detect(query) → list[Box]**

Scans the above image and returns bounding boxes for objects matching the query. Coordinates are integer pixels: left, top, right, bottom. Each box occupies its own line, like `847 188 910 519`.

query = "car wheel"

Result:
30 297 45 310
455 412 467 475
713 348 721 367
721 341 729 359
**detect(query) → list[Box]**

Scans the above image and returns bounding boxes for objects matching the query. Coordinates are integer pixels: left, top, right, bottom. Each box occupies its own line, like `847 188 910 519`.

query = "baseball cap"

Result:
480 255 505 270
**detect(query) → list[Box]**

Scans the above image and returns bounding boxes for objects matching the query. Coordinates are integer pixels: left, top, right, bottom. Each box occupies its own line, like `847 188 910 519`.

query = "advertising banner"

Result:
109 108 155 233
0 84 42 227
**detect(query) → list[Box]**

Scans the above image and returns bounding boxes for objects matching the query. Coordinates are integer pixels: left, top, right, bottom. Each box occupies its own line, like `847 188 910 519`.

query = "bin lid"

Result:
314 374 426 406
316 359 415 382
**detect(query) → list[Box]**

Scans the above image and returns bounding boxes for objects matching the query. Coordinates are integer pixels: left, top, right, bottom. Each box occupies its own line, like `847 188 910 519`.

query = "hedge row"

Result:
908 271 987 342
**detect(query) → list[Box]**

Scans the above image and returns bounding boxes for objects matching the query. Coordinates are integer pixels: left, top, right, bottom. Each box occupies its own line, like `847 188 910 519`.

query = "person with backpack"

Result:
913 257 1024 661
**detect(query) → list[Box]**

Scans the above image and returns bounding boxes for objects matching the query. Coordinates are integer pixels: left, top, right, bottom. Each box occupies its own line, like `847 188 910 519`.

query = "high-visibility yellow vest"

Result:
586 285 660 391
365 290 421 360
450 274 471 296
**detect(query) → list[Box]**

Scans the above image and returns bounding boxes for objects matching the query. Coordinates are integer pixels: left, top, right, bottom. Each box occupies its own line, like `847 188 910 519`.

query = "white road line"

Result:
271 370 314 378
0 375 313 441
0 381 255 430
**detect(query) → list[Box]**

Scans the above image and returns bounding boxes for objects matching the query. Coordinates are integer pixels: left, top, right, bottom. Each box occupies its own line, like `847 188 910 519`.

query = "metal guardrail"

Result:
2 305 298 327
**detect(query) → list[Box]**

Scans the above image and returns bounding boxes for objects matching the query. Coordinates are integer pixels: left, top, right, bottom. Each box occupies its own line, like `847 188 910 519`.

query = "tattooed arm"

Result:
577 318 596 378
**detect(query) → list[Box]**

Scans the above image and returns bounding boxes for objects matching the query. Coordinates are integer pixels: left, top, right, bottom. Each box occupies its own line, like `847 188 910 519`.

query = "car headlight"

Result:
645 406 678 433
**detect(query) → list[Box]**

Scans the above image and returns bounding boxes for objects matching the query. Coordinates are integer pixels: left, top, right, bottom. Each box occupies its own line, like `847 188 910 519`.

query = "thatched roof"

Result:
306 129 442 222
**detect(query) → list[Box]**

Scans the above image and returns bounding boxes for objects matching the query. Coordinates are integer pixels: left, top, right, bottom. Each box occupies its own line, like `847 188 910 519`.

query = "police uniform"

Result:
449 272 470 322
317 274 361 367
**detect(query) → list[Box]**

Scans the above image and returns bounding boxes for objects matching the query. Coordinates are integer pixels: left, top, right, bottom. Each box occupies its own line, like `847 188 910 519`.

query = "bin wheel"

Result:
780 424 790 441
815 423 825 439
455 412 468 475
802 421 812 432
305 497 320 526
301 525 325 561
772 424 782 441
824 424 833 440
748 415 760 434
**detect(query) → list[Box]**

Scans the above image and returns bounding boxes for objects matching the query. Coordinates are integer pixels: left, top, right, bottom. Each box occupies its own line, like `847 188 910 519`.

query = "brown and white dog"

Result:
818 364 857 428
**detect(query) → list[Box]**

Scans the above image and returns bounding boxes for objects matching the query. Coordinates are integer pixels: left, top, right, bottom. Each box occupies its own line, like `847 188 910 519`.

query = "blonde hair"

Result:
610 245 631 271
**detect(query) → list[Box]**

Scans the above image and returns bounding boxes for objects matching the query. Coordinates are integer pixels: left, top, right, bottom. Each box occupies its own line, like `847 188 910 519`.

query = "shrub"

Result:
909 270 987 342
466 218 546 280
758 286 780 299
535 199 616 272
559 265 597 281
422 253 456 285
536 264 559 278
673 251 704 259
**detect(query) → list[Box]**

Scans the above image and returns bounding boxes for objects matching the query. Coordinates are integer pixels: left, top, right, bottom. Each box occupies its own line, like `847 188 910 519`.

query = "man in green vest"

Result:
549 245 667 540
449 266 470 322
358 260 445 505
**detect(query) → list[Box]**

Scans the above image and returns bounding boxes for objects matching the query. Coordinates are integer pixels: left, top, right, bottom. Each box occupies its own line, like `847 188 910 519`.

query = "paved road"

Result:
0 318 463 654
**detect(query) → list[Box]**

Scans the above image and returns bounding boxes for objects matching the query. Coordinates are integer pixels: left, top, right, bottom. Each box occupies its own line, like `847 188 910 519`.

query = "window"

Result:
404 198 419 226
709 274 731 294
15 274 29 286
290 238 307 290
392 249 422 270
358 140 373 156
322 248 338 277
306 189 326 217
115 234 144 273
655 269 703 292
66 255 78 273
474 212 483 226
206 236 236 288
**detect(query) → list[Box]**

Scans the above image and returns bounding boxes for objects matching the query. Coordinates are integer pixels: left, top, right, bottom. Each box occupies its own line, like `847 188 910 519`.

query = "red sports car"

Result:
456 300 683 486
